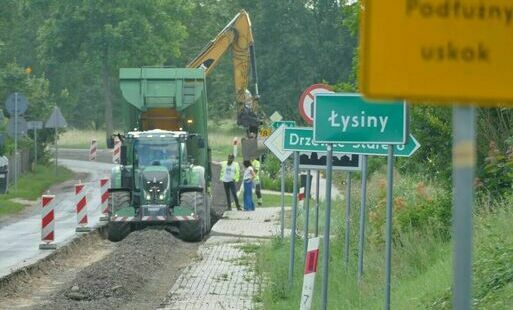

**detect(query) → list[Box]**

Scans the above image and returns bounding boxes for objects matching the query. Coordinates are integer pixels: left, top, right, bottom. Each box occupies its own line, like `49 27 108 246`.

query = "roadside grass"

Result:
0 165 74 218
59 128 107 149
260 193 293 208
254 172 454 309
255 171 513 309
208 120 245 162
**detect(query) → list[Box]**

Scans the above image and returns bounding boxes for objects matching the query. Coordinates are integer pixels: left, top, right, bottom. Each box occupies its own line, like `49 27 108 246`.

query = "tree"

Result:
37 0 191 139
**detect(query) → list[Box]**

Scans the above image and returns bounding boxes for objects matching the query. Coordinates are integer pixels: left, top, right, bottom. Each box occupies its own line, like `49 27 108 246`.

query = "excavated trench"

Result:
0 229 199 310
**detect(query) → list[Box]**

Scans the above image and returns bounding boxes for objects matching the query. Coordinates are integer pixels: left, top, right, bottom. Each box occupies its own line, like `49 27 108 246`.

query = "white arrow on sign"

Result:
298 84 333 125
264 125 292 162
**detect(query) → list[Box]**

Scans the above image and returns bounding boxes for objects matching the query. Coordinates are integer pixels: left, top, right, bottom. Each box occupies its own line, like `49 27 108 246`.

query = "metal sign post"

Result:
303 169 311 259
288 151 300 288
384 145 395 310
452 106 475 310
357 155 368 282
280 161 285 239
315 171 320 237
264 125 292 239
34 126 38 165
28 121 43 166
45 106 68 176
14 93 18 192
344 171 352 268
320 144 333 310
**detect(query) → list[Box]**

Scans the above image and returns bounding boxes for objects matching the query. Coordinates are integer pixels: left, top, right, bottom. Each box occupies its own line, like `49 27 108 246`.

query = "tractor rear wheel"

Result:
179 191 207 242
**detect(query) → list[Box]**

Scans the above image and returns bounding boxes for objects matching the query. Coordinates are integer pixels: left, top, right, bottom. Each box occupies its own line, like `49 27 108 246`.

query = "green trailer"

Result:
107 67 213 242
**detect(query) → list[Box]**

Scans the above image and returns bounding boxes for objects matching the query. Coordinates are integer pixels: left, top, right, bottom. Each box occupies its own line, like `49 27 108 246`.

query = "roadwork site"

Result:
0 196 281 310
0 153 283 309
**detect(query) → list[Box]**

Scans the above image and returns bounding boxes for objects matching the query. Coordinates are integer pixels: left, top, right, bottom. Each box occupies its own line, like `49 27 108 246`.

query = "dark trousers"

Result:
255 183 261 199
223 181 240 210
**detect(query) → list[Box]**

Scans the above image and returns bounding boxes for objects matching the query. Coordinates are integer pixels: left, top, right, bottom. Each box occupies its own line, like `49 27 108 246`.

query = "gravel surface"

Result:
39 229 197 310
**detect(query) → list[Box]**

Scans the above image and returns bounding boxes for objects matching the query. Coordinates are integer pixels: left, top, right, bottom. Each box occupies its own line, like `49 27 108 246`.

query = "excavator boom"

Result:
187 10 260 134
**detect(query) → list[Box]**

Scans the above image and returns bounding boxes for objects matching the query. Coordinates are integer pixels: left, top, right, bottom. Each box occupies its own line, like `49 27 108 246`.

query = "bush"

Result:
260 174 293 193
368 173 452 244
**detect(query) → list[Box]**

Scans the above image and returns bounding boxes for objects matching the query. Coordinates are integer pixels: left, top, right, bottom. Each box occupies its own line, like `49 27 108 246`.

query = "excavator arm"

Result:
187 10 260 135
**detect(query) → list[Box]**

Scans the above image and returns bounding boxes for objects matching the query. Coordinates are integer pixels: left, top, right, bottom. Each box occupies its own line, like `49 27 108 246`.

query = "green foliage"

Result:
0 165 74 217
260 174 293 193
479 139 513 198
367 173 452 244
0 62 55 159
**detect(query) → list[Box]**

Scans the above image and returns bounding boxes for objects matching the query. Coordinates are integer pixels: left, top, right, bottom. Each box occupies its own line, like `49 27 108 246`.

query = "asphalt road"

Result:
0 159 114 279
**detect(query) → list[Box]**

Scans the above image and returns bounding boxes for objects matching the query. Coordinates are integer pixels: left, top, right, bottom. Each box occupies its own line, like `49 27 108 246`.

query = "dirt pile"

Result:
40 229 190 310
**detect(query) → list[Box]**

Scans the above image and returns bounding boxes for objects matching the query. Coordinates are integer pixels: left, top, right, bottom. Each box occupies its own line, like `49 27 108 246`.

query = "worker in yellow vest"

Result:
220 154 241 211
251 157 262 206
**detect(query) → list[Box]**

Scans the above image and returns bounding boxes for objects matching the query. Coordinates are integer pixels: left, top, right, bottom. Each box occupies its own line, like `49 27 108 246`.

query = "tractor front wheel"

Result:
179 191 207 242
107 221 131 242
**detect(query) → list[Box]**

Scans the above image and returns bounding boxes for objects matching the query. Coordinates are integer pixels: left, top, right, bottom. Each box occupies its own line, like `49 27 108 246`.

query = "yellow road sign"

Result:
360 0 513 105
259 127 272 138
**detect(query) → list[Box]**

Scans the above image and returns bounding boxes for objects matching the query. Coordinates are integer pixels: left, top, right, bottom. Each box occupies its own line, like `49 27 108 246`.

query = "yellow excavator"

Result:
187 10 262 156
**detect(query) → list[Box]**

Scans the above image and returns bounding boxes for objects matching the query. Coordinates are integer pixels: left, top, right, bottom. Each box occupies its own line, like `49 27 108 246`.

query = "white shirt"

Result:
243 166 254 181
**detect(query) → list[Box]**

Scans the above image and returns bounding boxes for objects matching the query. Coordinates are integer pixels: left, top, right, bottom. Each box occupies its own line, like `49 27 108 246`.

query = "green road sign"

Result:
284 127 420 157
272 120 296 131
313 93 407 144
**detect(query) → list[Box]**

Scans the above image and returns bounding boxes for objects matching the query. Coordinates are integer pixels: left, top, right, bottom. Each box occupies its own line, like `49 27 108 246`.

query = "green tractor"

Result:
107 67 213 242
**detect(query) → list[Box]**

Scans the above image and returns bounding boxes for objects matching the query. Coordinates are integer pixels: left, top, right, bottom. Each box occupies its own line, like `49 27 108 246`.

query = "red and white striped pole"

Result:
300 237 320 310
297 187 305 208
39 195 57 250
89 139 97 161
75 183 90 232
112 138 121 163
99 178 110 221
233 137 238 158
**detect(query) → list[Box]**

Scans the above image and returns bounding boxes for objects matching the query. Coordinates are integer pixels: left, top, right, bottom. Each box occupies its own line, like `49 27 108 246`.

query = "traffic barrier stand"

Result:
112 137 121 163
99 178 110 221
39 195 57 250
300 237 320 310
75 183 91 232
89 139 97 161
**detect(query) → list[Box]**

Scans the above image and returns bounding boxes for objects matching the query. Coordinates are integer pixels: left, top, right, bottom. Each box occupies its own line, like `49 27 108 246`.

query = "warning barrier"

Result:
75 183 90 232
112 138 121 163
39 195 57 250
99 178 109 221
300 237 320 310
89 139 97 161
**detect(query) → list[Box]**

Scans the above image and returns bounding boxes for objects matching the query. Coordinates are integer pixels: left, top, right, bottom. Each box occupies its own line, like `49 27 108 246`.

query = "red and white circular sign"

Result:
298 84 334 124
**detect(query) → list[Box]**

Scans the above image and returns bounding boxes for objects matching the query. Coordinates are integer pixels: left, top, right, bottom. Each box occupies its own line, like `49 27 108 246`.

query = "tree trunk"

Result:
102 62 113 143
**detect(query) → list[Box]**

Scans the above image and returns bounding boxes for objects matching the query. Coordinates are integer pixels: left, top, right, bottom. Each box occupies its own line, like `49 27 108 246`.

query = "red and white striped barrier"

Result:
233 137 238 157
99 178 110 221
75 183 90 232
300 237 320 310
112 138 121 163
89 139 97 161
39 195 57 250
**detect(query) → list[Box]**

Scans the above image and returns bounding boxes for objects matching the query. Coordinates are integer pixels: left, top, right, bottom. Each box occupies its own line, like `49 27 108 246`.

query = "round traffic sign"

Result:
298 84 333 124
5 93 29 116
